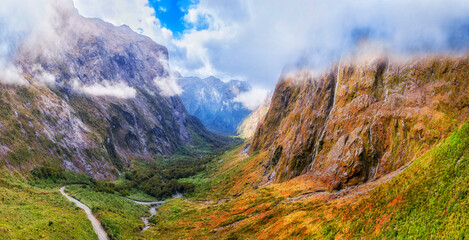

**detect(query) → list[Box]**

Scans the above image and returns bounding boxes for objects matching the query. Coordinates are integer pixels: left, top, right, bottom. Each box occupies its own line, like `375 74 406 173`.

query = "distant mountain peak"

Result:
178 76 252 134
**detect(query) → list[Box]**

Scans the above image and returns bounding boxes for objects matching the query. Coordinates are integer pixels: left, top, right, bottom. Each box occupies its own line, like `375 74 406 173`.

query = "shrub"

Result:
31 164 66 182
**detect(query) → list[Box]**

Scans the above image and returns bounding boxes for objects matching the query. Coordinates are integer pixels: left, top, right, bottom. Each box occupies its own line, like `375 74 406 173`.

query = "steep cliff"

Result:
251 54 469 190
0 1 226 179
236 94 271 138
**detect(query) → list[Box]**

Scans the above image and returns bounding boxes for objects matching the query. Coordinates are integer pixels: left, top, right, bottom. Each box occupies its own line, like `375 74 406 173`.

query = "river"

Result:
126 199 165 231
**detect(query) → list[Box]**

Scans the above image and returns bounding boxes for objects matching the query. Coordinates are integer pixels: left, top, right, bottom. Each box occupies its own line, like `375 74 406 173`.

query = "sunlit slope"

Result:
147 122 468 239
251 55 468 190
237 95 271 139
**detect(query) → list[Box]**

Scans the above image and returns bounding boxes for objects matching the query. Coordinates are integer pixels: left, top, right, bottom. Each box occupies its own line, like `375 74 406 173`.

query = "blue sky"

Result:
147 0 199 39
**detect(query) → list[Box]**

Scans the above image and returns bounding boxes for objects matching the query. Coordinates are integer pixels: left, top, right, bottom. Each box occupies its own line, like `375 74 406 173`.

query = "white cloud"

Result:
2 0 467 92
174 0 469 90
154 76 183 97
71 0 469 92
0 63 27 85
0 0 51 85
234 87 269 110
73 0 174 50
30 65 56 85
36 72 56 85
72 80 137 99
30 66 137 99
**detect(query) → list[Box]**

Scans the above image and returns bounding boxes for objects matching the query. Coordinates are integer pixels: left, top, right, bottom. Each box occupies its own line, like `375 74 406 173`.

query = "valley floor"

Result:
0 123 467 239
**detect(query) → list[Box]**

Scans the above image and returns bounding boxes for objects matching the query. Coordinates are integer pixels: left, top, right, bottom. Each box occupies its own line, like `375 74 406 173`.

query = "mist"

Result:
176 0 469 89
288 0 469 70
2 0 469 103
164 0 469 109
0 0 80 85
0 0 49 84
72 80 137 99
0 0 165 99
154 75 183 97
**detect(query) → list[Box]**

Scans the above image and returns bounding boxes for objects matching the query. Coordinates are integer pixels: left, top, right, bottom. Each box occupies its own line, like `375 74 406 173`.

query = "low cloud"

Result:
234 87 269 110
72 80 137 99
0 63 27 85
29 65 136 99
154 76 183 97
0 0 84 86
0 0 50 85
4 0 467 92
36 72 56 85
32 66 137 99
177 0 469 89
31 65 56 85
74 0 469 90
153 55 183 97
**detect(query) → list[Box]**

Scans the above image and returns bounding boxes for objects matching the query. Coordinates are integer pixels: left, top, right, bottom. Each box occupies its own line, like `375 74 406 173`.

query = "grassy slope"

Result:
146 123 469 239
0 172 97 240
340 122 469 238
181 145 266 199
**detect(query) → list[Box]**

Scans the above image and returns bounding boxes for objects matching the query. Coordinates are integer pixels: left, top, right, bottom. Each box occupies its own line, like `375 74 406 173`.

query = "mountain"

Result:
0 1 226 180
2 2 469 240
145 54 469 239
236 94 271 138
251 54 469 190
178 76 252 134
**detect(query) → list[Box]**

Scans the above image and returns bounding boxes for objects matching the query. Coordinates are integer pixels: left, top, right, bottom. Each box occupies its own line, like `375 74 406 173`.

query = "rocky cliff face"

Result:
251 55 469 190
178 76 252 134
236 94 271 138
0 1 226 179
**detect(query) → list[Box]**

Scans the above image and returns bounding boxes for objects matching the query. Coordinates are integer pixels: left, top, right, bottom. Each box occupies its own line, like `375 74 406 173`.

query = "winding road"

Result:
59 186 109 240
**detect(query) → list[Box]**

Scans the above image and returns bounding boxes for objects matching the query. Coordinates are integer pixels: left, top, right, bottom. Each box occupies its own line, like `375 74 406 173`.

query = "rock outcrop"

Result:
236 94 271 139
251 54 469 190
